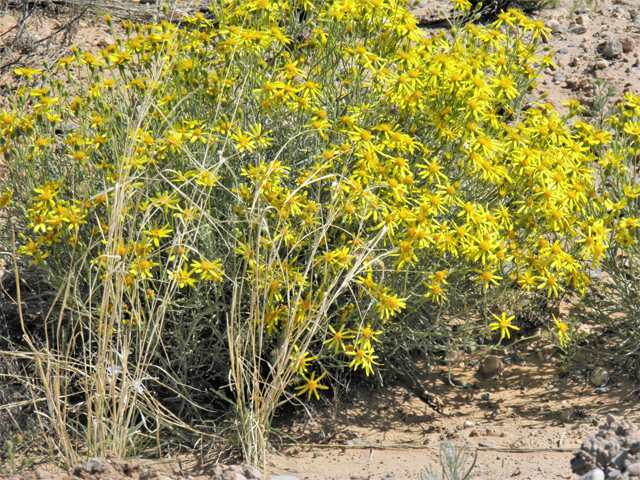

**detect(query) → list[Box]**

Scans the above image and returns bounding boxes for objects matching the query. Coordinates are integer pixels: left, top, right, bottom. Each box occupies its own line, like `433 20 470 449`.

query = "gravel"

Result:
571 414 640 479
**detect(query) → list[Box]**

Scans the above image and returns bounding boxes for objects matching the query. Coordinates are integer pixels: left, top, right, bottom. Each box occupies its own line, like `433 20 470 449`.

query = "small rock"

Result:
35 470 51 480
267 477 301 480
595 59 609 69
381 475 395 480
631 10 640 19
222 472 247 480
346 437 371 447
611 450 628 470
569 57 580 67
546 19 560 28
313 452 323 458
508 351 526 366
470 430 479 437
478 441 493 448
557 48 569 55
595 387 610 394
602 40 623 58
621 38 635 54
560 410 572 422
577 468 605 480
569 25 587 35
630 439 640 454
552 26 568 35
590 367 608 387
96 38 113 48
575 14 590 25
607 469 622 480
464 420 475 427
481 392 492 401
626 463 640 476
553 73 566 83
479 355 503 378
243 465 262 480
473 381 482 389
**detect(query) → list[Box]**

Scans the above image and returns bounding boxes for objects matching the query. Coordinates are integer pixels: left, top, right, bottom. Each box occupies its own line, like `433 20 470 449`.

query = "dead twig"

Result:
277 442 577 453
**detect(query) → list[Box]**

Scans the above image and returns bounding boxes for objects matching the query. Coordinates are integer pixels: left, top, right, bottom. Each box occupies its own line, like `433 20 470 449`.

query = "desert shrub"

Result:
575 94 640 376
0 0 637 463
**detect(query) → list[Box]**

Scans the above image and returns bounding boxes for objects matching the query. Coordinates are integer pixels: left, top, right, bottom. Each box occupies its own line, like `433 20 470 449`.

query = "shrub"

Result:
0 0 637 464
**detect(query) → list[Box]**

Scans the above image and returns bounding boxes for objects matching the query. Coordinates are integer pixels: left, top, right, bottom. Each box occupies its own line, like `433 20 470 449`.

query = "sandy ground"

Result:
264 338 639 480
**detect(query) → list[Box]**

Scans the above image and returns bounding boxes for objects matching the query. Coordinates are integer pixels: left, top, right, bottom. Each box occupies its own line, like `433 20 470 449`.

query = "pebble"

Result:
479 355 503 378
546 19 560 28
552 26 568 35
595 59 609 69
626 463 640 476
481 392 492 401
557 48 569 54
507 351 526 366
611 450 629 470
478 441 493 448
607 469 622 480
631 10 640 19
243 466 262 479
577 468 605 480
602 40 623 58
575 14 591 25
345 437 371 447
464 420 475 427
569 25 587 35
553 73 566 83
621 38 635 53
595 387 610 394
590 367 608 387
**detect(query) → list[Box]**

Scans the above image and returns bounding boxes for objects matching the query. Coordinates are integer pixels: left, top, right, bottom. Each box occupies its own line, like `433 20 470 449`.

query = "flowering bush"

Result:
1 0 639 462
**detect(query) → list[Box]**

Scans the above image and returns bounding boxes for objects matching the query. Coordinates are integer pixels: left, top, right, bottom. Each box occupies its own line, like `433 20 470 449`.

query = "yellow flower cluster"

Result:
1 0 639 400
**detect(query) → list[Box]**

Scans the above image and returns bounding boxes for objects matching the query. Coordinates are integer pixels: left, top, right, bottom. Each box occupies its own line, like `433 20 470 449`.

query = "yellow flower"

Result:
356 322 382 349
289 346 316 376
143 222 172 247
170 265 197 288
324 324 355 355
14 68 42 79
376 292 406 320
553 314 570 348
191 258 224 282
490 313 519 341
129 257 159 279
295 371 328 400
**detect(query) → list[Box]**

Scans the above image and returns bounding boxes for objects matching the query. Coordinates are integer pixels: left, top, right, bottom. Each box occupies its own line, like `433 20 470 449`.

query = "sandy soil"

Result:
1 0 640 479
264 337 639 480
